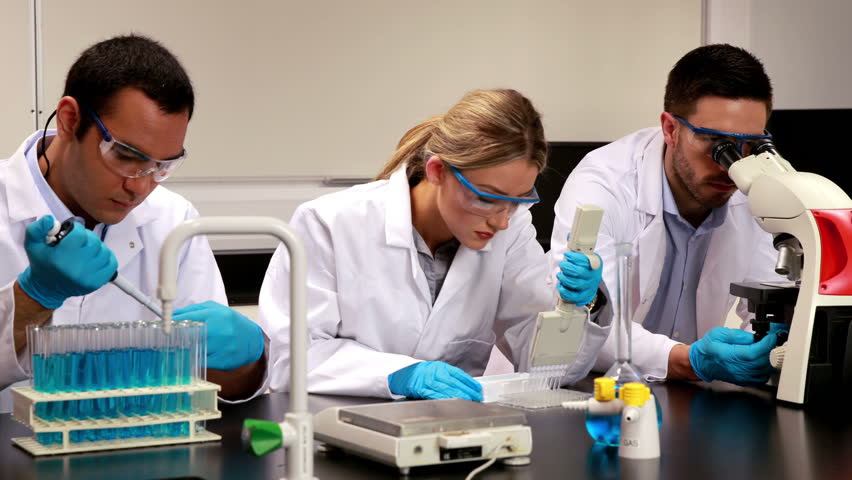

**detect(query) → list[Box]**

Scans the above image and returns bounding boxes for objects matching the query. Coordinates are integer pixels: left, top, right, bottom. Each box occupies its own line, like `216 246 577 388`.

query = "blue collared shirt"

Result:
641 167 728 344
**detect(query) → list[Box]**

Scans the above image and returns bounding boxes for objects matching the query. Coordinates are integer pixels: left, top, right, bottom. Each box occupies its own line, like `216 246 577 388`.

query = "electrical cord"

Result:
465 457 497 480
464 443 510 480
38 110 58 179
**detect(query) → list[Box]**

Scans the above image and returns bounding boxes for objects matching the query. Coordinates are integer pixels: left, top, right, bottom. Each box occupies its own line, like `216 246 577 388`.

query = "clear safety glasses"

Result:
447 164 539 217
84 105 187 183
673 114 772 159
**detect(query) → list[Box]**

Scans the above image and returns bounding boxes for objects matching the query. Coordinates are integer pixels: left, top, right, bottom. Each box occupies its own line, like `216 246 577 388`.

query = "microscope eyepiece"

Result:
711 139 741 170
753 139 777 155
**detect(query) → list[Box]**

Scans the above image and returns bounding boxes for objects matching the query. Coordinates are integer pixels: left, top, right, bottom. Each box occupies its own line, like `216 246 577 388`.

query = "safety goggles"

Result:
447 164 539 217
673 114 772 158
83 104 187 182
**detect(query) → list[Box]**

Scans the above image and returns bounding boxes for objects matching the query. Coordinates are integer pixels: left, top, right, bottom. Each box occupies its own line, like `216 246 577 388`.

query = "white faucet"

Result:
157 216 314 479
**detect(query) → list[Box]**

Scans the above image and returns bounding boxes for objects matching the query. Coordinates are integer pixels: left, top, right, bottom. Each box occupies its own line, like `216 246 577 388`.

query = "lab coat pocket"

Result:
443 338 495 377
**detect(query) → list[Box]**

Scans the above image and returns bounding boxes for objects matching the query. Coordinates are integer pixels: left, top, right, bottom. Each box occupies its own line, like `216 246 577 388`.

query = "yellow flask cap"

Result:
621 382 650 407
594 377 616 401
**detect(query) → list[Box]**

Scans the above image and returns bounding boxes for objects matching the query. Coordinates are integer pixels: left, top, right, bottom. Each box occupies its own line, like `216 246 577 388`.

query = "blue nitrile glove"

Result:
689 327 778 385
770 322 790 335
173 301 265 371
557 251 603 306
388 361 483 402
17 215 118 309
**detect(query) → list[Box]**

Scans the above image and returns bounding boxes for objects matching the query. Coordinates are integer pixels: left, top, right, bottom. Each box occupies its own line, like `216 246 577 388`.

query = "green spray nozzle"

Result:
242 419 283 456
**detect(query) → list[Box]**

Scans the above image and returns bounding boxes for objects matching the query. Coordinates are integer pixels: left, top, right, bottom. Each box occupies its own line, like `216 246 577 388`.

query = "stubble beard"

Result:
672 143 732 210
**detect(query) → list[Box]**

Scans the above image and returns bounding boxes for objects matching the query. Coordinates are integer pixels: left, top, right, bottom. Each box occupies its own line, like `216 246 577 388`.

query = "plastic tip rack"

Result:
476 367 592 410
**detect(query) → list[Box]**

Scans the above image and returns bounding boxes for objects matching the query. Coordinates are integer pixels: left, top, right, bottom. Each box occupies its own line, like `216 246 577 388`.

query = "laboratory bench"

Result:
2 377 851 480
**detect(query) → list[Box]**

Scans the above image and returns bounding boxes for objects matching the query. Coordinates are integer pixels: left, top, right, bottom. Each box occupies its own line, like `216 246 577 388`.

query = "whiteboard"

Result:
0 1 37 158
40 1 701 179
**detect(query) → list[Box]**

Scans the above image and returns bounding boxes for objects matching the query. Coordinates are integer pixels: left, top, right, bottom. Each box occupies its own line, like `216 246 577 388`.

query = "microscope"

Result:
713 140 852 404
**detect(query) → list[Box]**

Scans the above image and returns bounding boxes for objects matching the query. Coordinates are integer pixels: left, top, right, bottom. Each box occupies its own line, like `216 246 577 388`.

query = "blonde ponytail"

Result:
374 115 442 182
374 89 547 183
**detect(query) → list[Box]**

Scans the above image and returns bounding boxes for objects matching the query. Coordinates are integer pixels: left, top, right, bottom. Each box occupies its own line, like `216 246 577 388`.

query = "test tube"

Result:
114 323 132 416
54 326 73 422
146 322 165 438
84 324 102 441
192 321 207 436
129 321 145 418
44 326 65 425
28 326 52 446
126 321 144 438
69 326 86 443
197 320 207 382
177 321 198 436
66 326 83 428
44 326 61 395
179 322 194 413
53 325 72 444
178 321 192 386
102 324 119 441
163 323 180 437
27 325 45 392
116 323 133 440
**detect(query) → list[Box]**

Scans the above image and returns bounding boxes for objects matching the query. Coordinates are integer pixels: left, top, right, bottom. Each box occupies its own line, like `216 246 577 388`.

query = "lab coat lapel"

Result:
423 183 498 316
430 245 481 315
105 215 144 270
383 168 432 306
4 135 52 224
103 194 160 270
633 131 667 324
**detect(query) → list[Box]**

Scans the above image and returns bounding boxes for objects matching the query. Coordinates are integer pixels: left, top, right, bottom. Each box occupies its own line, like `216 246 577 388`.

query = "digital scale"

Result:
313 399 532 475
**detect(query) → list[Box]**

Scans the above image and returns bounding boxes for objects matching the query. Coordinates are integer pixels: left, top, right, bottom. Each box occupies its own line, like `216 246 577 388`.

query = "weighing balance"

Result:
313 398 532 475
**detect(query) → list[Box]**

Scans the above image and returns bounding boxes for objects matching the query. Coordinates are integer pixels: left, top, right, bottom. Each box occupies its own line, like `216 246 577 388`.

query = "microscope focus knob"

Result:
769 346 786 370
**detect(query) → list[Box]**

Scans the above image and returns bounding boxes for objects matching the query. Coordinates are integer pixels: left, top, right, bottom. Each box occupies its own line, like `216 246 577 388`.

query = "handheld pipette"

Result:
527 205 603 375
45 218 163 318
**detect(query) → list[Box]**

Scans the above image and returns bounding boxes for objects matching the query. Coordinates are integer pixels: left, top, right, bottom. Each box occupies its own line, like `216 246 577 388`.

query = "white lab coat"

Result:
258 167 611 398
550 127 782 380
0 132 228 412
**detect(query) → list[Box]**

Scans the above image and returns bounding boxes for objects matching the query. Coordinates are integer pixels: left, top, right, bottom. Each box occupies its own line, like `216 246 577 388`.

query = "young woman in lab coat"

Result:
258 89 610 400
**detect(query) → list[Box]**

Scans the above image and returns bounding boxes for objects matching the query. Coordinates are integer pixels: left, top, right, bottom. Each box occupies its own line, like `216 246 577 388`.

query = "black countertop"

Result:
2 378 851 480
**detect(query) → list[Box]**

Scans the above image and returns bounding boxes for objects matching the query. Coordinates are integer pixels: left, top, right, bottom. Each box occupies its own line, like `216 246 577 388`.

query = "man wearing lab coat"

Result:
0 35 265 412
550 44 784 385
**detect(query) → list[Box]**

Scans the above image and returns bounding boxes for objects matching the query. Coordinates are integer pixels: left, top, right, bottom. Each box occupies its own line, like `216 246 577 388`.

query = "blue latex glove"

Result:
689 327 778 385
388 361 483 401
556 251 603 306
17 215 118 309
173 301 265 371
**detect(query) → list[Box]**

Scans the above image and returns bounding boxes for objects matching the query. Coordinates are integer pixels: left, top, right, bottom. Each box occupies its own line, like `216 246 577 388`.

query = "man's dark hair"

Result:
63 34 194 139
664 44 772 118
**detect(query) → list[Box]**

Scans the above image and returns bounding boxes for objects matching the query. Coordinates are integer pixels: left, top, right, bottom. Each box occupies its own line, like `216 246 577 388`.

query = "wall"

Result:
704 0 852 109
3 1 703 251
0 1 37 156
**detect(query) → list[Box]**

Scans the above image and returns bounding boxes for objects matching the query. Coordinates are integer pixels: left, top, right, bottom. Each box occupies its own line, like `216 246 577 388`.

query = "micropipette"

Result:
45 218 163 318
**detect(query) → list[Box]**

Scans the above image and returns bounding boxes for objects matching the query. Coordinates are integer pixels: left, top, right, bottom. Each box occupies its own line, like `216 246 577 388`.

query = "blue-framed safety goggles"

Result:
673 114 772 157
82 103 187 183
447 163 539 217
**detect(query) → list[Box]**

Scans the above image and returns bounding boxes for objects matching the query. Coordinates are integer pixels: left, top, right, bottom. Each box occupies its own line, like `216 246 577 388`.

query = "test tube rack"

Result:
10 381 221 456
